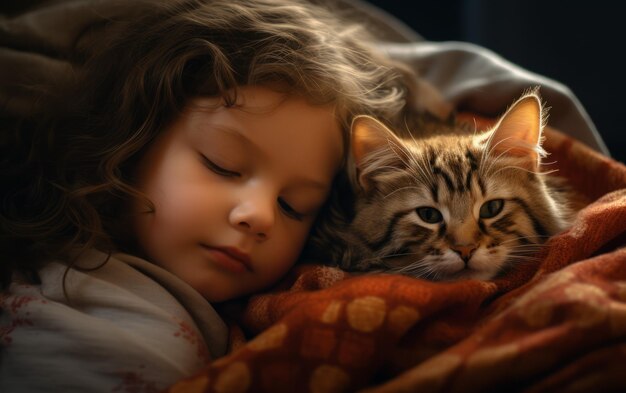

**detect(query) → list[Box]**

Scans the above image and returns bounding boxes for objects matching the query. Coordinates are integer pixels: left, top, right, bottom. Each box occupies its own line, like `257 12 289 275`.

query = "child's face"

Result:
131 86 343 302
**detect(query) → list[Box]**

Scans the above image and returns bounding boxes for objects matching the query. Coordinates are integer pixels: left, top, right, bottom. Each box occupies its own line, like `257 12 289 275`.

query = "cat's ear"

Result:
351 116 401 163
351 115 405 191
486 90 547 171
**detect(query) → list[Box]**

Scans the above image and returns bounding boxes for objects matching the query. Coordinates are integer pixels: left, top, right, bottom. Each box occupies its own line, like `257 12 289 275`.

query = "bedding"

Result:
0 250 229 393
165 122 626 393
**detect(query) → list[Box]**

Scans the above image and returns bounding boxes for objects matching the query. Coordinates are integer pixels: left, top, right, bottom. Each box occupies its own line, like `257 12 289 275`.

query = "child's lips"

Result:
200 244 253 273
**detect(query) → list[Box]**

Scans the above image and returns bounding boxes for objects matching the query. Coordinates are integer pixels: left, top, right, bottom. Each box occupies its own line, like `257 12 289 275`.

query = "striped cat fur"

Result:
308 89 579 281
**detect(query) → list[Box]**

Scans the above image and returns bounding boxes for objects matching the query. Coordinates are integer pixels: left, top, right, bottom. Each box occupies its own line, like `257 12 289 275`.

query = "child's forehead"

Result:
181 85 344 163
181 85 343 147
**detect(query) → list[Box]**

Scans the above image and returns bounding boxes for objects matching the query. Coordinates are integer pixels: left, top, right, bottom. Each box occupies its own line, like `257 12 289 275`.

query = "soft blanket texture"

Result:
165 123 626 393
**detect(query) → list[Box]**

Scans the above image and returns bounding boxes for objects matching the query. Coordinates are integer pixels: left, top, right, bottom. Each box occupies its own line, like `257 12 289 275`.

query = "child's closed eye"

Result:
200 154 240 177
278 198 305 221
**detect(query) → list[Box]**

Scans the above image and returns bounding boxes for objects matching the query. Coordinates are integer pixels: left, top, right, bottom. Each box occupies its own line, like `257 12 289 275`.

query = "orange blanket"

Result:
166 124 626 393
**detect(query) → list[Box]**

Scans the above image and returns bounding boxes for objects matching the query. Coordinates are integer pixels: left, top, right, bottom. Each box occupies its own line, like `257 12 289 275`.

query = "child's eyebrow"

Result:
196 122 255 148
203 123 248 140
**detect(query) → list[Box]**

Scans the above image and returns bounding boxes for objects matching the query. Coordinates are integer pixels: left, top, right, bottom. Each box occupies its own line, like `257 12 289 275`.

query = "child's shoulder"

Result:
1 249 228 392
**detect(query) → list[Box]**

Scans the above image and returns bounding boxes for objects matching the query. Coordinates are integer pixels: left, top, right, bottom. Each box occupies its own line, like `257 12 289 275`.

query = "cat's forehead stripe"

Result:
432 165 455 193
427 149 480 197
430 182 439 203
465 150 478 170
464 171 473 193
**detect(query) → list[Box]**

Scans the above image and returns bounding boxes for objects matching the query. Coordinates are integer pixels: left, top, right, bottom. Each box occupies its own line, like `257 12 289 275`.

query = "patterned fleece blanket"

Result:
165 121 626 393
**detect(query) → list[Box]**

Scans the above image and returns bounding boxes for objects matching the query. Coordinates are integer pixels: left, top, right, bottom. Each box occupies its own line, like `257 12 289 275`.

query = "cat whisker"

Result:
349 249 419 266
389 140 434 188
505 256 542 264
482 137 545 178
407 163 431 187
405 130 436 184
375 252 432 274
507 250 544 257
508 239 550 245
491 164 545 177
378 250 419 260
479 130 509 175
507 251 545 261
407 156 437 195
508 248 546 254
481 140 517 177
387 258 439 279
402 152 432 186
423 153 435 176
383 186 423 199
387 139 413 167
374 163 406 173
497 235 551 245
508 242 548 250
507 250 544 258
470 117 479 137
497 242 544 249
539 169 560 176
483 141 554 178
511 247 544 255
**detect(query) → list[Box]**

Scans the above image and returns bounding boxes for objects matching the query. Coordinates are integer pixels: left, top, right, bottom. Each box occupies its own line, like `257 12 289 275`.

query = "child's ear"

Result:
486 89 547 171
350 115 405 192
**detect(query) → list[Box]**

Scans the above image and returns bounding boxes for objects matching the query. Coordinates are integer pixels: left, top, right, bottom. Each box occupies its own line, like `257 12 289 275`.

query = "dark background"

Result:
366 0 625 164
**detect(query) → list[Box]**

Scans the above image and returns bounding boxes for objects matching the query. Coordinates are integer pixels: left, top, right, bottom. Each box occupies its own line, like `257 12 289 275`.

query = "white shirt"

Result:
0 249 228 393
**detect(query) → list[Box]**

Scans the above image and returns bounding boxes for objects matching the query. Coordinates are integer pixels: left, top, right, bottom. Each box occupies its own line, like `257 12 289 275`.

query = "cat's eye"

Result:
416 207 443 224
200 155 240 178
278 198 305 221
479 199 504 219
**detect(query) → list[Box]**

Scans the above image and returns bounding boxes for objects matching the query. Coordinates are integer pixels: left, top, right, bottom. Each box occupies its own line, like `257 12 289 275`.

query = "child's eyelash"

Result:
278 198 305 221
200 155 240 177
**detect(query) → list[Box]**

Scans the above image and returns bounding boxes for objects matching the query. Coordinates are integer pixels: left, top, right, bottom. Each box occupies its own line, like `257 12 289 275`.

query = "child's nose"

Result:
229 196 275 240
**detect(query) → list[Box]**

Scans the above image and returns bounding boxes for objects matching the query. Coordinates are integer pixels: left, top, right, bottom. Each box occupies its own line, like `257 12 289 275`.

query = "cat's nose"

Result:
451 244 477 263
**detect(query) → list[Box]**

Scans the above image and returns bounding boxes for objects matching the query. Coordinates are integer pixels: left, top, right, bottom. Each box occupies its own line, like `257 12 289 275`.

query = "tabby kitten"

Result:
311 90 577 281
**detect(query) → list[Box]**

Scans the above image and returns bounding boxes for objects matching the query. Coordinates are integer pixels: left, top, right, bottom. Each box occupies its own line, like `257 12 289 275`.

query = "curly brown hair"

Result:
1 0 413 287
